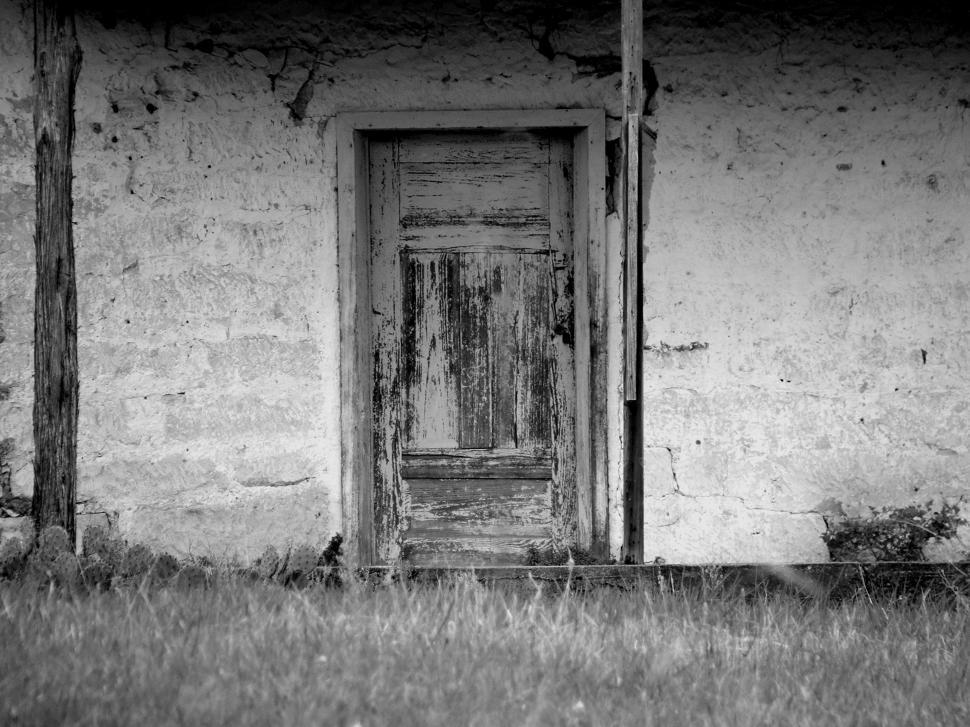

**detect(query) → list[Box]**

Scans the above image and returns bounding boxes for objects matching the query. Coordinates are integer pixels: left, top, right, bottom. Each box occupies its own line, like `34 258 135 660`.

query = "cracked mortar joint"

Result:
645 341 709 354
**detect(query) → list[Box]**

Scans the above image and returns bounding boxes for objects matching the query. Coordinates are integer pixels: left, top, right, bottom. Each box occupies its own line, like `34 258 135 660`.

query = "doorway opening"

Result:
337 110 612 566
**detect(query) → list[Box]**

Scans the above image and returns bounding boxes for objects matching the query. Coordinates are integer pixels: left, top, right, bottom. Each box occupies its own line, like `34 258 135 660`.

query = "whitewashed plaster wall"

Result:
1 0 967 562
639 4 970 562
0 0 626 559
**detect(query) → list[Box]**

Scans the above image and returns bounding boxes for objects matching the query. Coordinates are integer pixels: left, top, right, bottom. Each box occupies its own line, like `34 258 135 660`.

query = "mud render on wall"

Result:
1 0 969 565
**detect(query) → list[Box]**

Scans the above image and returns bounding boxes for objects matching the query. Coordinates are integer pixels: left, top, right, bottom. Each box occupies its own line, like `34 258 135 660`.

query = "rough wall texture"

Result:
1 0 968 562
639 3 970 562
0 0 626 559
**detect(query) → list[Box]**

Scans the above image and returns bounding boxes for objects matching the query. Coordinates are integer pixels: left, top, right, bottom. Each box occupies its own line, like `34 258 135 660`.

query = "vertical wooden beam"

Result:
32 0 82 540
621 0 644 563
338 122 374 567
622 0 643 402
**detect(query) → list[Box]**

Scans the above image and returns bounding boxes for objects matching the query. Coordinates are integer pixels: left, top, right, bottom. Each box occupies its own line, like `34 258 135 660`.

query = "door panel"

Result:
370 130 577 565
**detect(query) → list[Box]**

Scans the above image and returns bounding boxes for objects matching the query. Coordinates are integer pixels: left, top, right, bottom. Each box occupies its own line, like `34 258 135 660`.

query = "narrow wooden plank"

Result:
544 136 578 542
408 523 551 539
624 113 641 402
458 253 492 448
341 109 602 133
572 131 594 552
517 255 551 449
401 245 549 255
404 448 553 458
621 0 644 559
401 450 552 479
622 0 643 402
337 121 374 566
403 545 552 568
400 252 419 444
547 136 573 254
622 3 645 120
408 478 551 524
400 161 549 230
401 252 459 449
369 137 403 563
549 248 578 550
401 208 548 231
403 532 554 566
444 251 463 432
490 253 519 449
399 130 548 164
580 118 611 558
400 226 549 249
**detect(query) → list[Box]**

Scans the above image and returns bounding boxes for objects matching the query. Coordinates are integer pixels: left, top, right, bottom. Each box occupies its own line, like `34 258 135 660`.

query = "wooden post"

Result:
621 0 644 563
32 0 82 539
622 0 643 402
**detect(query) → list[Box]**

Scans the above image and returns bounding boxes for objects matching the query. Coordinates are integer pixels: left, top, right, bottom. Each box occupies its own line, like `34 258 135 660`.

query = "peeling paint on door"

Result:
369 130 578 565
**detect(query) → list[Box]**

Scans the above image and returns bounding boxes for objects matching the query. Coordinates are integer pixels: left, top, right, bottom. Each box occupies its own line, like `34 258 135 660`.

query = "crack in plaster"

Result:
663 446 680 492
659 489 828 518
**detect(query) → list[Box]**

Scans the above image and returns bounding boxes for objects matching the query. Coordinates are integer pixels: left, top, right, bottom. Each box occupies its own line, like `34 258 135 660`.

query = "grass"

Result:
1 574 969 726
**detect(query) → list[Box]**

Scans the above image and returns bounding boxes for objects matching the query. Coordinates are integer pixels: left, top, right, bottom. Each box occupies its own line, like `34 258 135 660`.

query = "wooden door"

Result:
368 130 582 565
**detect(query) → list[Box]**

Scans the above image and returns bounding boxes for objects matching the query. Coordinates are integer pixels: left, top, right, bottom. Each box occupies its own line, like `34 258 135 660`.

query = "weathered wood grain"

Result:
32 1 82 539
621 0 645 559
403 545 553 568
516 255 551 450
401 450 552 479
341 109 601 133
458 253 493 448
549 249 577 550
399 131 549 164
572 120 607 554
622 0 643 403
401 252 459 449
361 122 605 564
400 162 548 230
343 111 608 566
369 138 404 563
337 119 375 565
407 478 551 525
399 227 550 249
490 254 519 449
547 136 574 254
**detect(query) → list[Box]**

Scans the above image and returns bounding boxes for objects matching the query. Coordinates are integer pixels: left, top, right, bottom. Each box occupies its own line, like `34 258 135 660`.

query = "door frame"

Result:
337 109 610 566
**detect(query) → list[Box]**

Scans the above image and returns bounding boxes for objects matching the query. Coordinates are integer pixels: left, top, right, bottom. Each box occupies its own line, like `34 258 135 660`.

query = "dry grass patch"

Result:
1 574 969 726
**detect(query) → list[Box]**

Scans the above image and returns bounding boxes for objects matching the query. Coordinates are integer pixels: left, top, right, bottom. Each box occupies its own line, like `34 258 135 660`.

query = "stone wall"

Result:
1 0 967 562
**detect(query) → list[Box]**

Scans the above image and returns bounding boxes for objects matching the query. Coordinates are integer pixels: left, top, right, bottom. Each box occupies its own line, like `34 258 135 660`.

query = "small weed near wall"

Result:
823 502 967 562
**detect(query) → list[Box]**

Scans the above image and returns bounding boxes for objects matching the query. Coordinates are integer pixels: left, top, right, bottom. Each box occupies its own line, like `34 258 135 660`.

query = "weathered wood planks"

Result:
401 450 552 479
342 111 606 567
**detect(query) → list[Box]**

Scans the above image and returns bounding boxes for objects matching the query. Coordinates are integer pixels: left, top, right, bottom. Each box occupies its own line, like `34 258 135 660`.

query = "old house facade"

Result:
1 0 968 564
